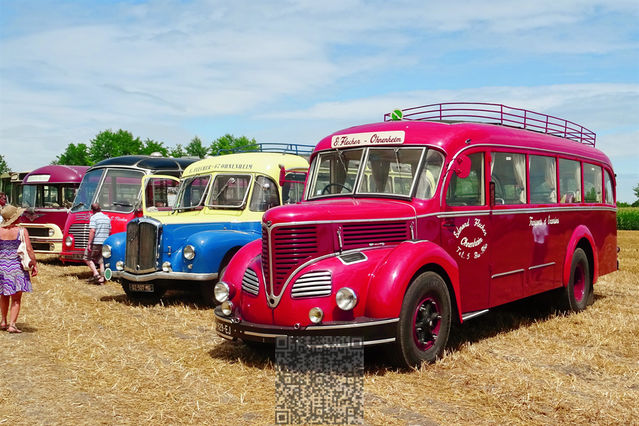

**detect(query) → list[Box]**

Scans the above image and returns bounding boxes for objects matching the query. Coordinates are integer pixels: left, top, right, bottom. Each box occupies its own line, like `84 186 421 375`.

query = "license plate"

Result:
216 321 232 336
130 283 154 293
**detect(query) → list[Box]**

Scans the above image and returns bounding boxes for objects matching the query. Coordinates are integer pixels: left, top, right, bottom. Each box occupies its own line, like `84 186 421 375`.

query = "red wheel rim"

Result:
412 296 441 351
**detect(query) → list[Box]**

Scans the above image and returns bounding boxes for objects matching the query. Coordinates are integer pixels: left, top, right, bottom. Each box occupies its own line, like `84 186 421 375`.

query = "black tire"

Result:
200 265 227 307
559 247 591 312
121 280 165 303
389 271 452 368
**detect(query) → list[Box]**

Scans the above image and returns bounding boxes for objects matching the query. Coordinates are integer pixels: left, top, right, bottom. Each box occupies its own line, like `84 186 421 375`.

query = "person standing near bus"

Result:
0 192 7 225
1 205 37 333
84 203 111 284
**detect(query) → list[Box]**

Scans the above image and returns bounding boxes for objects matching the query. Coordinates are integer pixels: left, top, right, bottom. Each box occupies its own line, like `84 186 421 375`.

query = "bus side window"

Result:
529 155 557 204
250 176 280 212
583 163 603 203
604 169 614 205
491 152 526 204
559 159 581 203
446 152 484 206
281 172 306 204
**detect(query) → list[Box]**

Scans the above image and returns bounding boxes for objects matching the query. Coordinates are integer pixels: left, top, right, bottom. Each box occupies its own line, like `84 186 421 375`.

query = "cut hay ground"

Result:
1 232 638 425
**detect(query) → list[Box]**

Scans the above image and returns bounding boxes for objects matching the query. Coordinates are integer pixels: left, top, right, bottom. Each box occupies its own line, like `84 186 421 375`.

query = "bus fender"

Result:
103 231 126 266
563 225 598 286
181 230 260 274
365 240 462 322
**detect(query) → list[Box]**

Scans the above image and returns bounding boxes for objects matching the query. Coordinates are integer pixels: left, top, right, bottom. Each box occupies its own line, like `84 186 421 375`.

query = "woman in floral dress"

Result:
0 205 37 333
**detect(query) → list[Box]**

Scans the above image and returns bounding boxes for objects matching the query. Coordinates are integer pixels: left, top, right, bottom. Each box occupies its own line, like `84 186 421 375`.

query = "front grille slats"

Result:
342 222 409 249
291 270 332 298
263 225 318 296
69 223 90 249
242 268 259 296
125 220 159 274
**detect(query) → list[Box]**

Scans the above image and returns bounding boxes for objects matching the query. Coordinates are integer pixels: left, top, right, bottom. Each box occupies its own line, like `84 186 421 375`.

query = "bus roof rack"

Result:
384 102 596 146
216 143 314 156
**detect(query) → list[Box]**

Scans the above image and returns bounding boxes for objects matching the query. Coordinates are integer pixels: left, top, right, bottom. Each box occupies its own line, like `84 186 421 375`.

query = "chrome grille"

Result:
342 221 409 249
125 219 160 273
264 225 318 296
69 223 90 249
241 268 260 296
291 271 332 298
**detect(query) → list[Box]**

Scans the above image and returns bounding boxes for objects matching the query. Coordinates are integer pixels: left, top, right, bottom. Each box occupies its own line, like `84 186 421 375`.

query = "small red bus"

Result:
18 165 89 254
214 103 618 367
60 155 196 263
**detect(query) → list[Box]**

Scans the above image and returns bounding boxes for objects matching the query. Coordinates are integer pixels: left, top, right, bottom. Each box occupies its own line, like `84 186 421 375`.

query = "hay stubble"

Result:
1 232 638 424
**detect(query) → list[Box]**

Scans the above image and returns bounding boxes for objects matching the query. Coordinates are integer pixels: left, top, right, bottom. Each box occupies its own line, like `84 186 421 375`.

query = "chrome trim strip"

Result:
461 309 489 321
267 215 417 230
528 262 556 270
306 317 399 330
216 316 232 324
244 330 285 338
364 337 396 345
437 210 491 218
491 269 525 279
492 206 616 215
112 270 218 282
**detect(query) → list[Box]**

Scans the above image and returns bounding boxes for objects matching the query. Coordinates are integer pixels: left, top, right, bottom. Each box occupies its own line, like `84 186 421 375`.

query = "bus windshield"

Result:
174 175 211 210
71 169 104 212
307 147 443 199
207 174 252 209
96 169 145 213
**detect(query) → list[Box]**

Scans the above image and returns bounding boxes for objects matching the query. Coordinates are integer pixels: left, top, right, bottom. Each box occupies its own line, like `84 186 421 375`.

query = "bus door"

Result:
142 175 181 216
440 152 491 313
488 151 529 306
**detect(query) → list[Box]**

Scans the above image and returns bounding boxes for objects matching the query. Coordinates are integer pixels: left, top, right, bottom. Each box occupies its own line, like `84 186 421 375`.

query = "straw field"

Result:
1 231 638 425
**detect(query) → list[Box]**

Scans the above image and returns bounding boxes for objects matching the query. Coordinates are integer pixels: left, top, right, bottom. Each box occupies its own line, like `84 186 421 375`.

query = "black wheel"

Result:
200 265 227 307
321 183 351 195
559 248 591 312
121 280 165 303
389 271 452 368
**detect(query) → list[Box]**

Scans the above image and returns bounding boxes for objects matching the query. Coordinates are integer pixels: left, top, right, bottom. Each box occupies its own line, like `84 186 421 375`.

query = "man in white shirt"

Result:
83 203 111 284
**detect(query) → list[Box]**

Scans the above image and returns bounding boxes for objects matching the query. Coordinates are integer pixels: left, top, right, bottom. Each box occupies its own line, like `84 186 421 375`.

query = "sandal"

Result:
7 325 22 333
88 274 100 283
97 276 105 285
0 323 7 331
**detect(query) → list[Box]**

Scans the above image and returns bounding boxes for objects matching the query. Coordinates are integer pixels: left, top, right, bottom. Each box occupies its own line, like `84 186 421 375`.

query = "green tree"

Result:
141 138 168 157
633 183 639 200
53 143 92 165
0 154 10 174
169 144 186 158
209 134 258 156
186 136 209 158
89 129 143 163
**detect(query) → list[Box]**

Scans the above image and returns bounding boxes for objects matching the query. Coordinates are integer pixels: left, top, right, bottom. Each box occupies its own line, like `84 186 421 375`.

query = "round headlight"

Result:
64 236 73 247
221 300 234 316
102 245 112 259
308 307 324 324
183 245 196 260
116 261 124 271
214 282 230 303
162 261 172 272
48 228 55 237
336 287 358 311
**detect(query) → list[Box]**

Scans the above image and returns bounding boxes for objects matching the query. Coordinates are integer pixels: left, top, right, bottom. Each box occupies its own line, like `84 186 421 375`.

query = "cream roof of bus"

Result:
181 152 309 180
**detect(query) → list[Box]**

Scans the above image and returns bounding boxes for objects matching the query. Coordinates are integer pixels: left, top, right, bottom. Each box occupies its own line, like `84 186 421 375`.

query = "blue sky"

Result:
1 0 638 201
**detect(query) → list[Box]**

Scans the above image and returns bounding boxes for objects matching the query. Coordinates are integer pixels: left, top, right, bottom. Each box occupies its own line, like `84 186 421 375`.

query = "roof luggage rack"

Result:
217 143 314 156
384 102 596 146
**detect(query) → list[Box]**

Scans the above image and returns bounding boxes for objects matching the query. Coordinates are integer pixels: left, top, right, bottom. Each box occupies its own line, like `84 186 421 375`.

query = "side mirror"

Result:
278 164 286 186
453 155 471 179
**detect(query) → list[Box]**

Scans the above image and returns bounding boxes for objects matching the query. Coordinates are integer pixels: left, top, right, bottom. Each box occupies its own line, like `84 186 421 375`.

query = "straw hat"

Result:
0 205 25 227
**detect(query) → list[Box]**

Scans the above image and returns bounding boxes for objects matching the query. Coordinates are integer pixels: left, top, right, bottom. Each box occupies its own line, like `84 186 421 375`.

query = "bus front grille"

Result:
125 219 160 273
69 223 90 249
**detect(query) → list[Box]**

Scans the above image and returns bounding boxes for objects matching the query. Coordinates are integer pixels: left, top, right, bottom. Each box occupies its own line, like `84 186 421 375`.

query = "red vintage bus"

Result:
18 165 89 254
214 103 618 367
60 155 196 263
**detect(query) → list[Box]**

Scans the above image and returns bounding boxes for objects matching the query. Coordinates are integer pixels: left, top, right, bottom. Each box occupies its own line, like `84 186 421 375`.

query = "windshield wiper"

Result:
113 201 132 207
213 177 236 201
71 201 85 210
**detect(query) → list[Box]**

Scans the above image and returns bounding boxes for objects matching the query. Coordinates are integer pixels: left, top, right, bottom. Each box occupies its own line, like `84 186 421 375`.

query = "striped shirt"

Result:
89 212 111 244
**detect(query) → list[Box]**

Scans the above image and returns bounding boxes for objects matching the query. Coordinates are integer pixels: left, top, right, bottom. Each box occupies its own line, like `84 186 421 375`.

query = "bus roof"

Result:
314 120 612 167
23 165 89 184
91 155 197 172
182 152 309 180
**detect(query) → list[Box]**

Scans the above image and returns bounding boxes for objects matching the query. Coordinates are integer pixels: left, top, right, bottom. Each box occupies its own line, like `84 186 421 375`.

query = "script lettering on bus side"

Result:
454 218 488 260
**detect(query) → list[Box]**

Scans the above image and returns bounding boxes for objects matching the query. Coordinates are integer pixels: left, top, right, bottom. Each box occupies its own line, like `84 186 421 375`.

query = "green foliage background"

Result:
617 207 639 230
53 130 259 165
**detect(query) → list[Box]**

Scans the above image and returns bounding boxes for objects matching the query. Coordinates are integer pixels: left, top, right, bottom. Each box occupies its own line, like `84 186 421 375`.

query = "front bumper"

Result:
214 308 399 346
111 270 219 282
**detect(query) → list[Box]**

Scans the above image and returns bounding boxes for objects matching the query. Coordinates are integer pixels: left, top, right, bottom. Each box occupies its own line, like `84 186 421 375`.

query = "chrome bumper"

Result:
111 270 218 282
